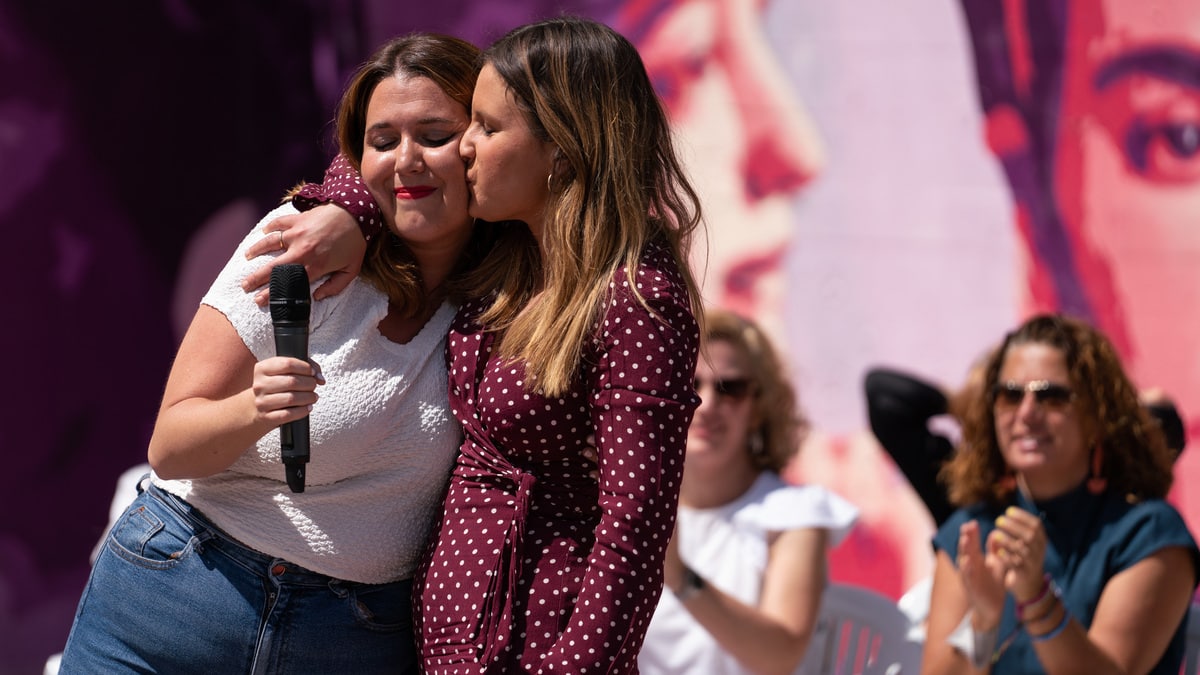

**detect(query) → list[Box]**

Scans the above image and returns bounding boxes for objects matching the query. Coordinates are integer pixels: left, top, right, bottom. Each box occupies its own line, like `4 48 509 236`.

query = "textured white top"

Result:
155 204 460 584
639 472 859 674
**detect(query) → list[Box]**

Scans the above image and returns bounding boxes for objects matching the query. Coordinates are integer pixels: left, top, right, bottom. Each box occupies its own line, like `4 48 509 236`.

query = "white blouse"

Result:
155 204 461 584
640 471 859 674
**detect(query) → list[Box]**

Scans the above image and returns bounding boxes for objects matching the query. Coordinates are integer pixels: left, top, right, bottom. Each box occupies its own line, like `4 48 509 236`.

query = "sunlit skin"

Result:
1051 0 1200 524
361 74 474 281
460 64 558 241
634 0 823 327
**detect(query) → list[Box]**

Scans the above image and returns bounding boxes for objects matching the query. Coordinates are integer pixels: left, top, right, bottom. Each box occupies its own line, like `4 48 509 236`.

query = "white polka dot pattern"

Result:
415 243 700 673
293 153 383 241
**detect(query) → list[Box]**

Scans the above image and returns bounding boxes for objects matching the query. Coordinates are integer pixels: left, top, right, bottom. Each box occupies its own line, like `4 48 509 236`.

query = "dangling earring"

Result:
998 472 1017 493
1087 444 1108 495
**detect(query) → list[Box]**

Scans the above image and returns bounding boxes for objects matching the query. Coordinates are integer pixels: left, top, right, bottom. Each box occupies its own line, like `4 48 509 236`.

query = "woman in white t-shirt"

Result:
57 33 490 675
640 308 859 675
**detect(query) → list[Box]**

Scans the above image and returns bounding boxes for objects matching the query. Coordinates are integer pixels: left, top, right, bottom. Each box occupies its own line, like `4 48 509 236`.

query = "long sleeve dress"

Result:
415 242 701 673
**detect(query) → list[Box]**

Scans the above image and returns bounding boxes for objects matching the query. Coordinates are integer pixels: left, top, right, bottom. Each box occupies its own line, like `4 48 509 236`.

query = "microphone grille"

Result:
269 264 311 322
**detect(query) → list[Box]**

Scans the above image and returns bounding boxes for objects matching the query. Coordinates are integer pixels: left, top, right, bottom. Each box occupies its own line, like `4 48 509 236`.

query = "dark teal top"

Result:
933 481 1199 673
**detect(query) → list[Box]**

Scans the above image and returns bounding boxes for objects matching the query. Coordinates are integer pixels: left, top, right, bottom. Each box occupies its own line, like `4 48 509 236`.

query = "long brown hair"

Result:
464 17 704 396
942 314 1174 507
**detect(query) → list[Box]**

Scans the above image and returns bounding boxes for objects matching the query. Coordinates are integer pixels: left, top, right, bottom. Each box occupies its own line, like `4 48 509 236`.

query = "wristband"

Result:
946 611 999 669
1016 573 1052 615
1030 605 1070 642
1021 577 1063 626
1020 596 1057 625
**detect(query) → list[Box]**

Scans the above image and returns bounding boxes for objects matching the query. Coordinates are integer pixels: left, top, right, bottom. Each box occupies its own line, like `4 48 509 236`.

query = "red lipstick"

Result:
395 186 435 200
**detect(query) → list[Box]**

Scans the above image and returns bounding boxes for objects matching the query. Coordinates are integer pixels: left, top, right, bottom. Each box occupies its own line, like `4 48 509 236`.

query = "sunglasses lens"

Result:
1036 384 1073 407
994 384 1023 407
994 382 1073 409
716 379 750 398
694 377 752 400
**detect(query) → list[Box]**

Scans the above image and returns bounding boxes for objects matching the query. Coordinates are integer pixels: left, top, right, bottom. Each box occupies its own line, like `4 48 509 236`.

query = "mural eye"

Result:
1163 122 1200 158
648 54 705 112
1125 119 1200 183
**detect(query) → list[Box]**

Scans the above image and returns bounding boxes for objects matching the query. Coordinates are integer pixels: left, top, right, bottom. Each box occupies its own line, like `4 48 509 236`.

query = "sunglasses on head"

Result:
694 376 753 401
992 380 1075 409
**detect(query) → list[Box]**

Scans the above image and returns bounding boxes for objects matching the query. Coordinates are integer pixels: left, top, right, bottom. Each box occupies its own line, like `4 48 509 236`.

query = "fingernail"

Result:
996 516 1006 527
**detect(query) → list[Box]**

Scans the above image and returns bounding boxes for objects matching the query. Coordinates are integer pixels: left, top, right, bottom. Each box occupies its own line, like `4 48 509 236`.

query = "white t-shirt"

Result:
639 472 859 674
155 204 461 584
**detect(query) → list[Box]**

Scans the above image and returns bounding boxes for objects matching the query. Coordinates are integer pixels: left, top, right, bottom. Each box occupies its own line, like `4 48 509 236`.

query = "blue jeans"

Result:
58 479 416 674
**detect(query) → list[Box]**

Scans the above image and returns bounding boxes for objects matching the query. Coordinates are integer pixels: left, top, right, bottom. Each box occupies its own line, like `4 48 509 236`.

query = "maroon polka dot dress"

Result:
416 243 700 673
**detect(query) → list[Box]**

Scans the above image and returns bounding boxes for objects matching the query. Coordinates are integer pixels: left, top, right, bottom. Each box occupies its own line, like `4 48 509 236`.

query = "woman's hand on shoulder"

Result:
241 203 367 305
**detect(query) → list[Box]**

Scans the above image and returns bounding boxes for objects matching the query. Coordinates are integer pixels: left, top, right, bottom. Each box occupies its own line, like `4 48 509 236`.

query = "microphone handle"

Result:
273 324 310 492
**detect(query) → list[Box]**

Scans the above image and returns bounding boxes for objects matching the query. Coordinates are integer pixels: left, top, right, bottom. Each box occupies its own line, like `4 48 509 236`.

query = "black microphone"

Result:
269 264 311 493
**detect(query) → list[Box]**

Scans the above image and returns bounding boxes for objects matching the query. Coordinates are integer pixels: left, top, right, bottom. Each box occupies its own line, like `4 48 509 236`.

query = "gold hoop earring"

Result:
546 172 554 193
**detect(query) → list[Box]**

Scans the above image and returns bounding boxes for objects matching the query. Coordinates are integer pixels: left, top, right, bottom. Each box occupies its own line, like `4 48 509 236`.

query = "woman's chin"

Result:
1006 451 1049 474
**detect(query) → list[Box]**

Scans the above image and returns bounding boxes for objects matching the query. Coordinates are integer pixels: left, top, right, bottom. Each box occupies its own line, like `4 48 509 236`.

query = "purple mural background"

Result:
7 0 1200 672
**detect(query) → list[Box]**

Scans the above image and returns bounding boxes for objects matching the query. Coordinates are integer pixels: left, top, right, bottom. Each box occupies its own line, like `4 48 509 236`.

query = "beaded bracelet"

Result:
1030 605 1071 643
1021 596 1058 625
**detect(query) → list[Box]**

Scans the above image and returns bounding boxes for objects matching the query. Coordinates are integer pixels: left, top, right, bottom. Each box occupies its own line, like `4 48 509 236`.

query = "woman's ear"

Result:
550 147 574 184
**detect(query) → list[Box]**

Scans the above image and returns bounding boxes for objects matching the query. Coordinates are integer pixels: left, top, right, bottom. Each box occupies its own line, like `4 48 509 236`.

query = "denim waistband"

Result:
144 479 370 589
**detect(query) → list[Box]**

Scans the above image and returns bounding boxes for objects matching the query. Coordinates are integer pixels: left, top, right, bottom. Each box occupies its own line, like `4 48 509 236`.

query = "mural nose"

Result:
741 131 813 201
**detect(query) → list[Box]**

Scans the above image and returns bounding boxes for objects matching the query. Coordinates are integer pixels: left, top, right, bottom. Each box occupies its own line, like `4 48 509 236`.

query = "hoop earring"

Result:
1087 444 1108 495
546 172 554 193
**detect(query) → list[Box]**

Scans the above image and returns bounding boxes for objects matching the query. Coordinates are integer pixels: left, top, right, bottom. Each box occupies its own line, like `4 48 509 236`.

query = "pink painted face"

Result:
360 74 474 255
1053 0 1200 440
635 0 823 326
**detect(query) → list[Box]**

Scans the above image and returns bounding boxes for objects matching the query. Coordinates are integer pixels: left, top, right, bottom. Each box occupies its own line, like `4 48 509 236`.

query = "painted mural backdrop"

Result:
4 0 1198 671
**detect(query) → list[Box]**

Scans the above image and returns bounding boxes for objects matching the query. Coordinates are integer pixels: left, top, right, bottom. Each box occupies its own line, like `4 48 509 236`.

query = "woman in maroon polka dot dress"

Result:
411 18 703 672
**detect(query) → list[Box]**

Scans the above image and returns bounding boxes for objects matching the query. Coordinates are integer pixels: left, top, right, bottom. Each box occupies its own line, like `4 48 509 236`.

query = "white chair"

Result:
1183 603 1200 675
804 583 924 675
